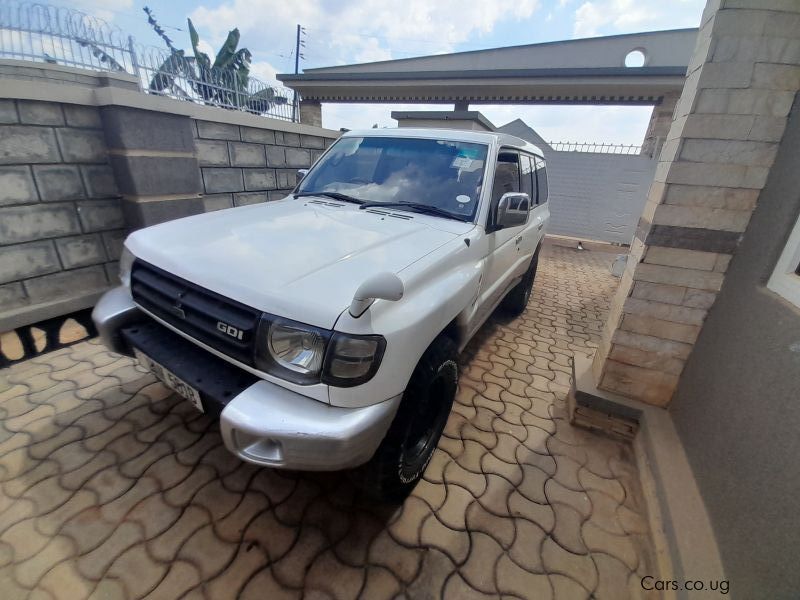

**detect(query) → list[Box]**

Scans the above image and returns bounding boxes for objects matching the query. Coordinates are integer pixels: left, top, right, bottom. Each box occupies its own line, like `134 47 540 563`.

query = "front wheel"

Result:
502 249 540 316
355 335 458 502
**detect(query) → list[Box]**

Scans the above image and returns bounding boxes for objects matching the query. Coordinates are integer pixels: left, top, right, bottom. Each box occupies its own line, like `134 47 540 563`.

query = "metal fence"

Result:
548 141 644 155
0 1 296 121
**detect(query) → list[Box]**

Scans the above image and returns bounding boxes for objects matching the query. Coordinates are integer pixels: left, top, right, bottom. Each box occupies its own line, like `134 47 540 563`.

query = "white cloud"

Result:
190 0 541 72
249 60 278 83
70 0 134 23
573 0 704 38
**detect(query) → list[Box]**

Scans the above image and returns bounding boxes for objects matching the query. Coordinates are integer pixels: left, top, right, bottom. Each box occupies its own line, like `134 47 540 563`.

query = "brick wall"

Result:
0 99 124 328
0 63 340 333
591 0 800 407
194 119 331 210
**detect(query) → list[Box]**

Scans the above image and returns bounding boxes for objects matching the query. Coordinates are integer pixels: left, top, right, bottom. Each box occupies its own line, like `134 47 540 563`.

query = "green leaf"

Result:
213 28 240 69
187 18 211 71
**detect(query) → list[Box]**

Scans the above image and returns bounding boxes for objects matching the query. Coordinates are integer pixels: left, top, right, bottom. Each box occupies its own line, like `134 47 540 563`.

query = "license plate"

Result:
134 348 204 413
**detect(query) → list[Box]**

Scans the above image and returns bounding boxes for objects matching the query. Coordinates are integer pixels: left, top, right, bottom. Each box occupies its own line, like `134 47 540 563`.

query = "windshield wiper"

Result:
294 191 365 205
359 201 466 221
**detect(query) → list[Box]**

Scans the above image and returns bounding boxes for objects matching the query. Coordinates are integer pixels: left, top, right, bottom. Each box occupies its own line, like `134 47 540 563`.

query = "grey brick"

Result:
285 147 312 168
203 168 244 193
311 149 323 163
266 146 286 167
0 100 17 124
109 156 201 196
0 282 27 311
234 191 268 206
102 107 194 152
0 166 37 206
229 142 266 167
196 120 240 141
81 165 119 198
101 230 126 260
103 261 119 283
33 165 84 201
18 100 64 126
243 168 277 191
0 203 81 244
300 135 325 149
196 140 229 166
77 199 124 232
324 137 335 148
0 240 60 284
268 189 292 202
23 265 108 303
122 196 205 229
55 234 107 268
203 194 234 212
276 131 301 146
64 105 102 129
0 126 60 164
277 169 301 189
241 127 275 145
56 129 107 163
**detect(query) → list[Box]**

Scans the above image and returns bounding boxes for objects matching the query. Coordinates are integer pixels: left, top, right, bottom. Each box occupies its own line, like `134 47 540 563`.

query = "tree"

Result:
144 7 287 113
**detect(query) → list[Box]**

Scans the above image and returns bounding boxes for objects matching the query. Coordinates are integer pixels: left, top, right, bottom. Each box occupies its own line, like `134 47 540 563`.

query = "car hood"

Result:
125 198 472 328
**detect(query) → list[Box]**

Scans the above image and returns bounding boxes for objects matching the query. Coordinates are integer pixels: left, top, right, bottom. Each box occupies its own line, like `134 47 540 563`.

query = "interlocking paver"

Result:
0 240 657 598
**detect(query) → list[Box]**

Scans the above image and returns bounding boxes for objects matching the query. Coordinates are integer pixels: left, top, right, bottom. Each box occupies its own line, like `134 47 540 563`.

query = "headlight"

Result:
322 332 386 387
255 317 331 385
254 316 385 387
268 320 326 374
119 247 134 286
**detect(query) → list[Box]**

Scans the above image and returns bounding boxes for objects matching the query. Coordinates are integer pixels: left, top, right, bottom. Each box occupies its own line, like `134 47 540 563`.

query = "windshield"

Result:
296 136 488 219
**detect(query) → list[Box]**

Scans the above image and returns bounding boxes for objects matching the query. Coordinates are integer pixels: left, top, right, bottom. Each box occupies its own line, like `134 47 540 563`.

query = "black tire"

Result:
502 248 540 316
356 335 459 502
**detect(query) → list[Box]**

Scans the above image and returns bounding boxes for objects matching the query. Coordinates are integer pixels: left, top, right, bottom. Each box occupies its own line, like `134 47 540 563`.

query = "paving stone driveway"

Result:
0 240 655 600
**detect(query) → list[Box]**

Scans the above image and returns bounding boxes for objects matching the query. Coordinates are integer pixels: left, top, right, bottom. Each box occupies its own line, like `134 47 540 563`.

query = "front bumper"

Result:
91 286 401 471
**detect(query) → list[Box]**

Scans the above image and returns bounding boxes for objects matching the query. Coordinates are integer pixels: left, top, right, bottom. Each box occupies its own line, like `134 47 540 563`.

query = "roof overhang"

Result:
278 29 696 106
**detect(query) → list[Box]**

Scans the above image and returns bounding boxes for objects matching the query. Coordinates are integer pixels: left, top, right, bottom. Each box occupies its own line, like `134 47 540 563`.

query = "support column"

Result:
590 0 800 407
101 107 204 230
641 91 679 157
299 99 322 127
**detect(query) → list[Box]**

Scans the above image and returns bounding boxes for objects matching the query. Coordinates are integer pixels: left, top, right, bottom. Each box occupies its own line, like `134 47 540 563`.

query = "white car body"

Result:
93 127 549 471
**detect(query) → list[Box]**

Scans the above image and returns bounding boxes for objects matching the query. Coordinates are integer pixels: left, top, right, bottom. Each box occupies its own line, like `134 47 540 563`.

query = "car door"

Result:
531 154 551 244
478 149 529 316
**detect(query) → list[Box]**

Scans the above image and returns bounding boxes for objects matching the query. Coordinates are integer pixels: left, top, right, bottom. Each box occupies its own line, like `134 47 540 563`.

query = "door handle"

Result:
515 235 523 244
537 222 544 231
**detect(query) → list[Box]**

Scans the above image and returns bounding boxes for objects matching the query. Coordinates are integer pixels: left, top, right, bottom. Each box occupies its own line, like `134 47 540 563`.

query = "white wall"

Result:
546 151 656 244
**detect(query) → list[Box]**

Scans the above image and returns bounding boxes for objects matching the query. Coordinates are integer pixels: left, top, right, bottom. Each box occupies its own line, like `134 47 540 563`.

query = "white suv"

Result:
93 128 549 500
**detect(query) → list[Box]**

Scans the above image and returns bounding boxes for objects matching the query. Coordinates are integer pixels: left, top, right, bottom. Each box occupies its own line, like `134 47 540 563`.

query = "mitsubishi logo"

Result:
172 291 186 319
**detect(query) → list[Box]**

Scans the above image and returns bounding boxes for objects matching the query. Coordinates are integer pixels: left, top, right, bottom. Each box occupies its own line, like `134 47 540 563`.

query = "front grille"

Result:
130 260 261 365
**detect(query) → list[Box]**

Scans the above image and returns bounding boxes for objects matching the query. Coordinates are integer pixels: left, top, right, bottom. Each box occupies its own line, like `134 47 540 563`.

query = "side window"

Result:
534 156 548 204
491 150 521 203
520 154 535 207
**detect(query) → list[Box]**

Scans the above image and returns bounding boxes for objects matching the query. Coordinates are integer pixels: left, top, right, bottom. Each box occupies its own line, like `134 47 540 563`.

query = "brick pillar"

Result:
641 91 679 158
592 0 800 407
299 100 322 127
101 107 204 230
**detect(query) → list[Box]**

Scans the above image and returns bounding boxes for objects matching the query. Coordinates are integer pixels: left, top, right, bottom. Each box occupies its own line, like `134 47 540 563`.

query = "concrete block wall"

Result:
0 60 340 333
0 100 124 331
592 0 800 406
194 120 331 211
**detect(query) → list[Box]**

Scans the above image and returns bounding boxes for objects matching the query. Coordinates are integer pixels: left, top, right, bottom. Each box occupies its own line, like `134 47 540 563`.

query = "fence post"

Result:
127 36 143 91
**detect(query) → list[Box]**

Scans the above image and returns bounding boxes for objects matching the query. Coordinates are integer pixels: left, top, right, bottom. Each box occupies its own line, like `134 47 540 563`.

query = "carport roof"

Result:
278 28 696 105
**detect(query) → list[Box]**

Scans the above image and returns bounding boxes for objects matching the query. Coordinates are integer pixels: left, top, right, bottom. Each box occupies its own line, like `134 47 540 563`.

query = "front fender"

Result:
328 235 482 408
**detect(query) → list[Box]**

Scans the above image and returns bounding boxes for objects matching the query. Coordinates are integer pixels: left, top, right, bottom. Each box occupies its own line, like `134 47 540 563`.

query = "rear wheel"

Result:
502 249 540 316
356 335 458 502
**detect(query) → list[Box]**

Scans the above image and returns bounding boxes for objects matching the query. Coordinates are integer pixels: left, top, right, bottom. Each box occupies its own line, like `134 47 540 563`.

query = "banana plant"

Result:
144 7 287 112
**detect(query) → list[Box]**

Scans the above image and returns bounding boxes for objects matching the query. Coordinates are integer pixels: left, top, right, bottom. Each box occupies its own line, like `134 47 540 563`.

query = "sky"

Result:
71 0 706 145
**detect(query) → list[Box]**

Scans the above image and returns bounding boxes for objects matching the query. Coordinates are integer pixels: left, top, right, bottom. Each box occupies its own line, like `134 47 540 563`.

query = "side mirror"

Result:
493 192 529 230
296 169 309 185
